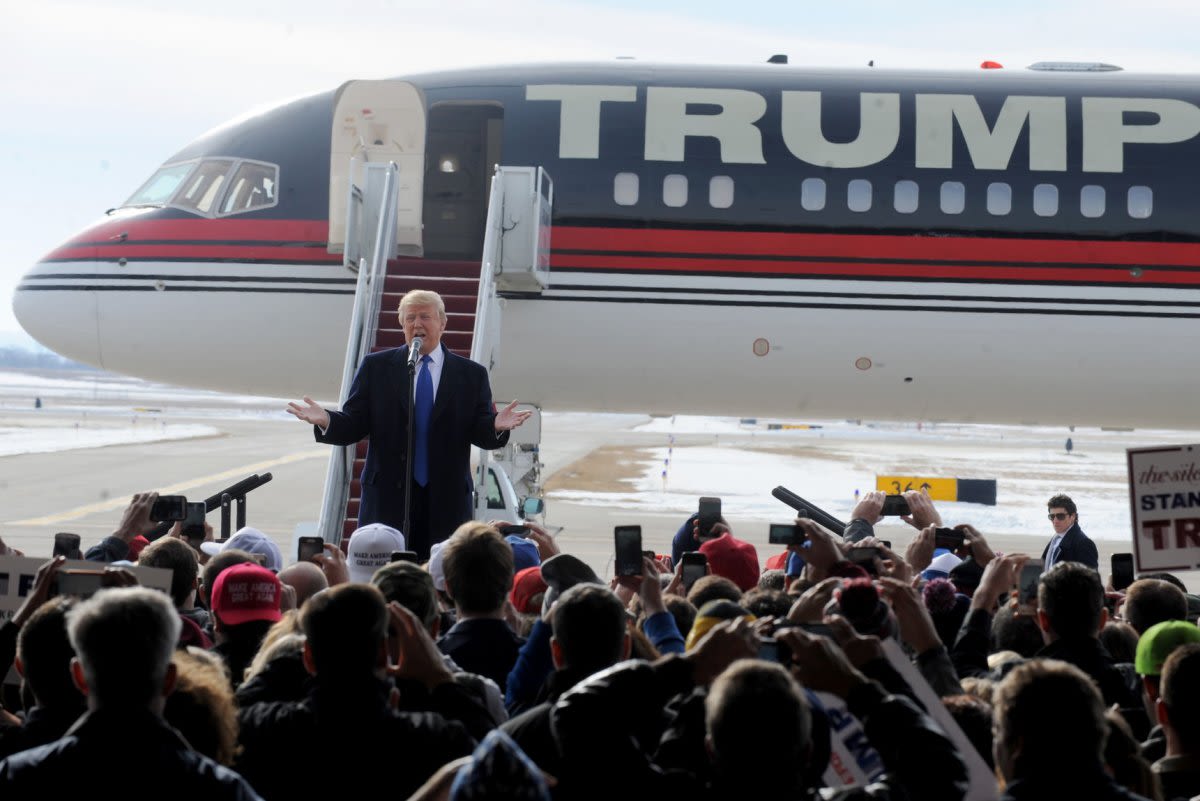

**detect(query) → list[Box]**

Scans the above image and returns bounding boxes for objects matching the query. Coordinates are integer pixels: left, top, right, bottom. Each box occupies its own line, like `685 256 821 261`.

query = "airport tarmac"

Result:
1 369 1198 592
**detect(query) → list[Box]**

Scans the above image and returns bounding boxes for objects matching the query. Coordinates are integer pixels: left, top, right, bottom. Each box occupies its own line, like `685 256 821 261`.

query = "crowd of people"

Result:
0 487 1199 801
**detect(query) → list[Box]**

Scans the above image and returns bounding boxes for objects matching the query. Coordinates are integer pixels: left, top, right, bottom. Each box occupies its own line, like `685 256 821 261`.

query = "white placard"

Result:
806 639 997 799
881 639 998 801
1128 444 1200 572
0 555 173 623
809 689 885 787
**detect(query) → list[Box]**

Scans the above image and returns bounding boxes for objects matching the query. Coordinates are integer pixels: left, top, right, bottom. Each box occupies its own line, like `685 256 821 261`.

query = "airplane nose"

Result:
12 260 105 367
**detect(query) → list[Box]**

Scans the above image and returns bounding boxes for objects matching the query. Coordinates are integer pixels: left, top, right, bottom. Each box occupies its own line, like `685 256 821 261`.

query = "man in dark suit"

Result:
1043 493 1098 571
288 290 530 558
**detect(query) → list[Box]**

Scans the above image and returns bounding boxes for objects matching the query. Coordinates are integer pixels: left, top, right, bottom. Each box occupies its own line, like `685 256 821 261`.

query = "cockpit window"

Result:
220 161 278 215
121 158 280 217
173 160 234 214
124 163 196 207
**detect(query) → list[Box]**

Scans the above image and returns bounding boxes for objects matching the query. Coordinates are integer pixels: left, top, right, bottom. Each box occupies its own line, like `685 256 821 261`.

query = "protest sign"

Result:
1128 444 1200 572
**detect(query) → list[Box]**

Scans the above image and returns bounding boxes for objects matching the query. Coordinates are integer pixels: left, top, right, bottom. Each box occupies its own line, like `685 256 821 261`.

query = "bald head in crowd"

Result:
277 562 327 608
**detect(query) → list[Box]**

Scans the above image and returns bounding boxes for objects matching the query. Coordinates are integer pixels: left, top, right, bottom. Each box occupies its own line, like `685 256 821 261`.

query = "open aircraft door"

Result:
328 80 426 257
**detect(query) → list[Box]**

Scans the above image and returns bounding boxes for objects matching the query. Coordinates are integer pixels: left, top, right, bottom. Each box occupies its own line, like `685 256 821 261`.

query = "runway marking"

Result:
7 449 326 526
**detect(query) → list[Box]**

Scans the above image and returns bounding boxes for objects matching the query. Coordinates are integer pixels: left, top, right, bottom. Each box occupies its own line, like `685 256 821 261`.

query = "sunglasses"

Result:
1048 513 1071 521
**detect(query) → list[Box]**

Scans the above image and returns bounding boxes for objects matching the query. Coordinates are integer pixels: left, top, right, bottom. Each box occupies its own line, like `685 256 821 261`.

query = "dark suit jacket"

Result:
1041 521 1099 570
315 344 508 553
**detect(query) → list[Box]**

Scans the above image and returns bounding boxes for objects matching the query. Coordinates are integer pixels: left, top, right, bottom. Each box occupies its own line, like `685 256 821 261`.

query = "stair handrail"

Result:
470 166 506 367
469 167 509 517
316 161 400 545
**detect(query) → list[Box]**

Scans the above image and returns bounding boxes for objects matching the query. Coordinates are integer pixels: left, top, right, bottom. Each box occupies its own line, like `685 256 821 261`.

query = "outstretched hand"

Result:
494 401 533 432
286 396 330 429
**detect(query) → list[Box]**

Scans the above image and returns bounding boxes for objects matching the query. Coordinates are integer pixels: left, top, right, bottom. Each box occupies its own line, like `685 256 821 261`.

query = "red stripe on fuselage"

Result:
38 219 1200 285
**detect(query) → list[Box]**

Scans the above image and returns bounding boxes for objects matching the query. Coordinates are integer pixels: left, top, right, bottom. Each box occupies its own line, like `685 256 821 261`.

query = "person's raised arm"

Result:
0 557 66 688
85 492 158 562
794 519 844 583
310 359 373 445
878 577 963 696
522 524 560 562
905 525 937 574
951 553 1027 679
846 490 885 542
957 524 996 567
635 556 684 655
313 543 350 587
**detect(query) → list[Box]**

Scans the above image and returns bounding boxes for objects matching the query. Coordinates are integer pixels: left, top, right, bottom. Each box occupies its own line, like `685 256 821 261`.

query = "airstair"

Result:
316 163 553 546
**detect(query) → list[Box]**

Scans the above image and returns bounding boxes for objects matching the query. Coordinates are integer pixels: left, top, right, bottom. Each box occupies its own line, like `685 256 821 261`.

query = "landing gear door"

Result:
328 80 425 257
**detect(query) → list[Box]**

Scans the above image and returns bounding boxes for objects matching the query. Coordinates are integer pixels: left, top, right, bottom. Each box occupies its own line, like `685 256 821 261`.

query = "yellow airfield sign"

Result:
875 476 996 505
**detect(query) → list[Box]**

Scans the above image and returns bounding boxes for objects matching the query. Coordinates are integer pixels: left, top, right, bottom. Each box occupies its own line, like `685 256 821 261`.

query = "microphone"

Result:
407 337 423 368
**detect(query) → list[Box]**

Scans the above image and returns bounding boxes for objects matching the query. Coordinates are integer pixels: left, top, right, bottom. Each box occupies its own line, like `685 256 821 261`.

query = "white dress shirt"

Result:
1045 533 1065 569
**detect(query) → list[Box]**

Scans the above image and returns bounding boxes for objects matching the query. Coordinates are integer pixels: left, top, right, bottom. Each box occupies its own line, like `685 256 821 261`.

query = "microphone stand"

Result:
401 338 421 542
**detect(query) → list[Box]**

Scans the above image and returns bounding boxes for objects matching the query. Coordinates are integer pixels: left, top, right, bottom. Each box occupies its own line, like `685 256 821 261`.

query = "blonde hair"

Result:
398 290 446 320
244 611 301 680
163 649 240 766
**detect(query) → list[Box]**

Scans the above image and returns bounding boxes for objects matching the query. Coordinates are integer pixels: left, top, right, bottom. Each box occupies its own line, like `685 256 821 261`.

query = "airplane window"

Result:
663 174 688 208
1081 185 1105 218
987 183 1011 216
1033 184 1059 217
847 179 872 212
614 172 639 206
894 181 918 214
709 176 734 209
219 161 279 215
940 182 965 214
172 159 234 215
1128 186 1153 219
801 178 826 211
124 162 196 207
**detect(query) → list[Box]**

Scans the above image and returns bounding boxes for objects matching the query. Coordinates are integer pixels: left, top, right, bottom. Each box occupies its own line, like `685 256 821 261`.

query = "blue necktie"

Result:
413 354 433 487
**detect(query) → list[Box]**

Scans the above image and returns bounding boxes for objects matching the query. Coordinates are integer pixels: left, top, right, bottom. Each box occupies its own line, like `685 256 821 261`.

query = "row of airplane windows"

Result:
613 173 1154 219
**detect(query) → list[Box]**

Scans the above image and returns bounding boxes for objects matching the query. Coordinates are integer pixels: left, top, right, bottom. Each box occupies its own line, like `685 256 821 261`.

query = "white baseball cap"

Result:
346 523 406 584
199 526 284 573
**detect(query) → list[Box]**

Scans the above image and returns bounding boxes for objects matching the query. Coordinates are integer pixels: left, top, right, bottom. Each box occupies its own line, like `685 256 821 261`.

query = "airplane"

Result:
13 60 1200 429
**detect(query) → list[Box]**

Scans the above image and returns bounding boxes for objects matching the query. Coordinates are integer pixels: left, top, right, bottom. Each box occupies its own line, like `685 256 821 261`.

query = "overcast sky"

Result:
5 0 1200 345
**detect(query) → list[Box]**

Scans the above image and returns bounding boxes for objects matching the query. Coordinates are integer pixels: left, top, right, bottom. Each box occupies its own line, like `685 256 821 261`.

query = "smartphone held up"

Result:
768 523 807 546
680 551 707 592
614 526 643 577
697 497 722 538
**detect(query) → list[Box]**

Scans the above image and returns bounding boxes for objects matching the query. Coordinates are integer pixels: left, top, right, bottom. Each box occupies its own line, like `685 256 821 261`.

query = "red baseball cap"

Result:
211 563 282 626
510 566 549 615
700 532 760 592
